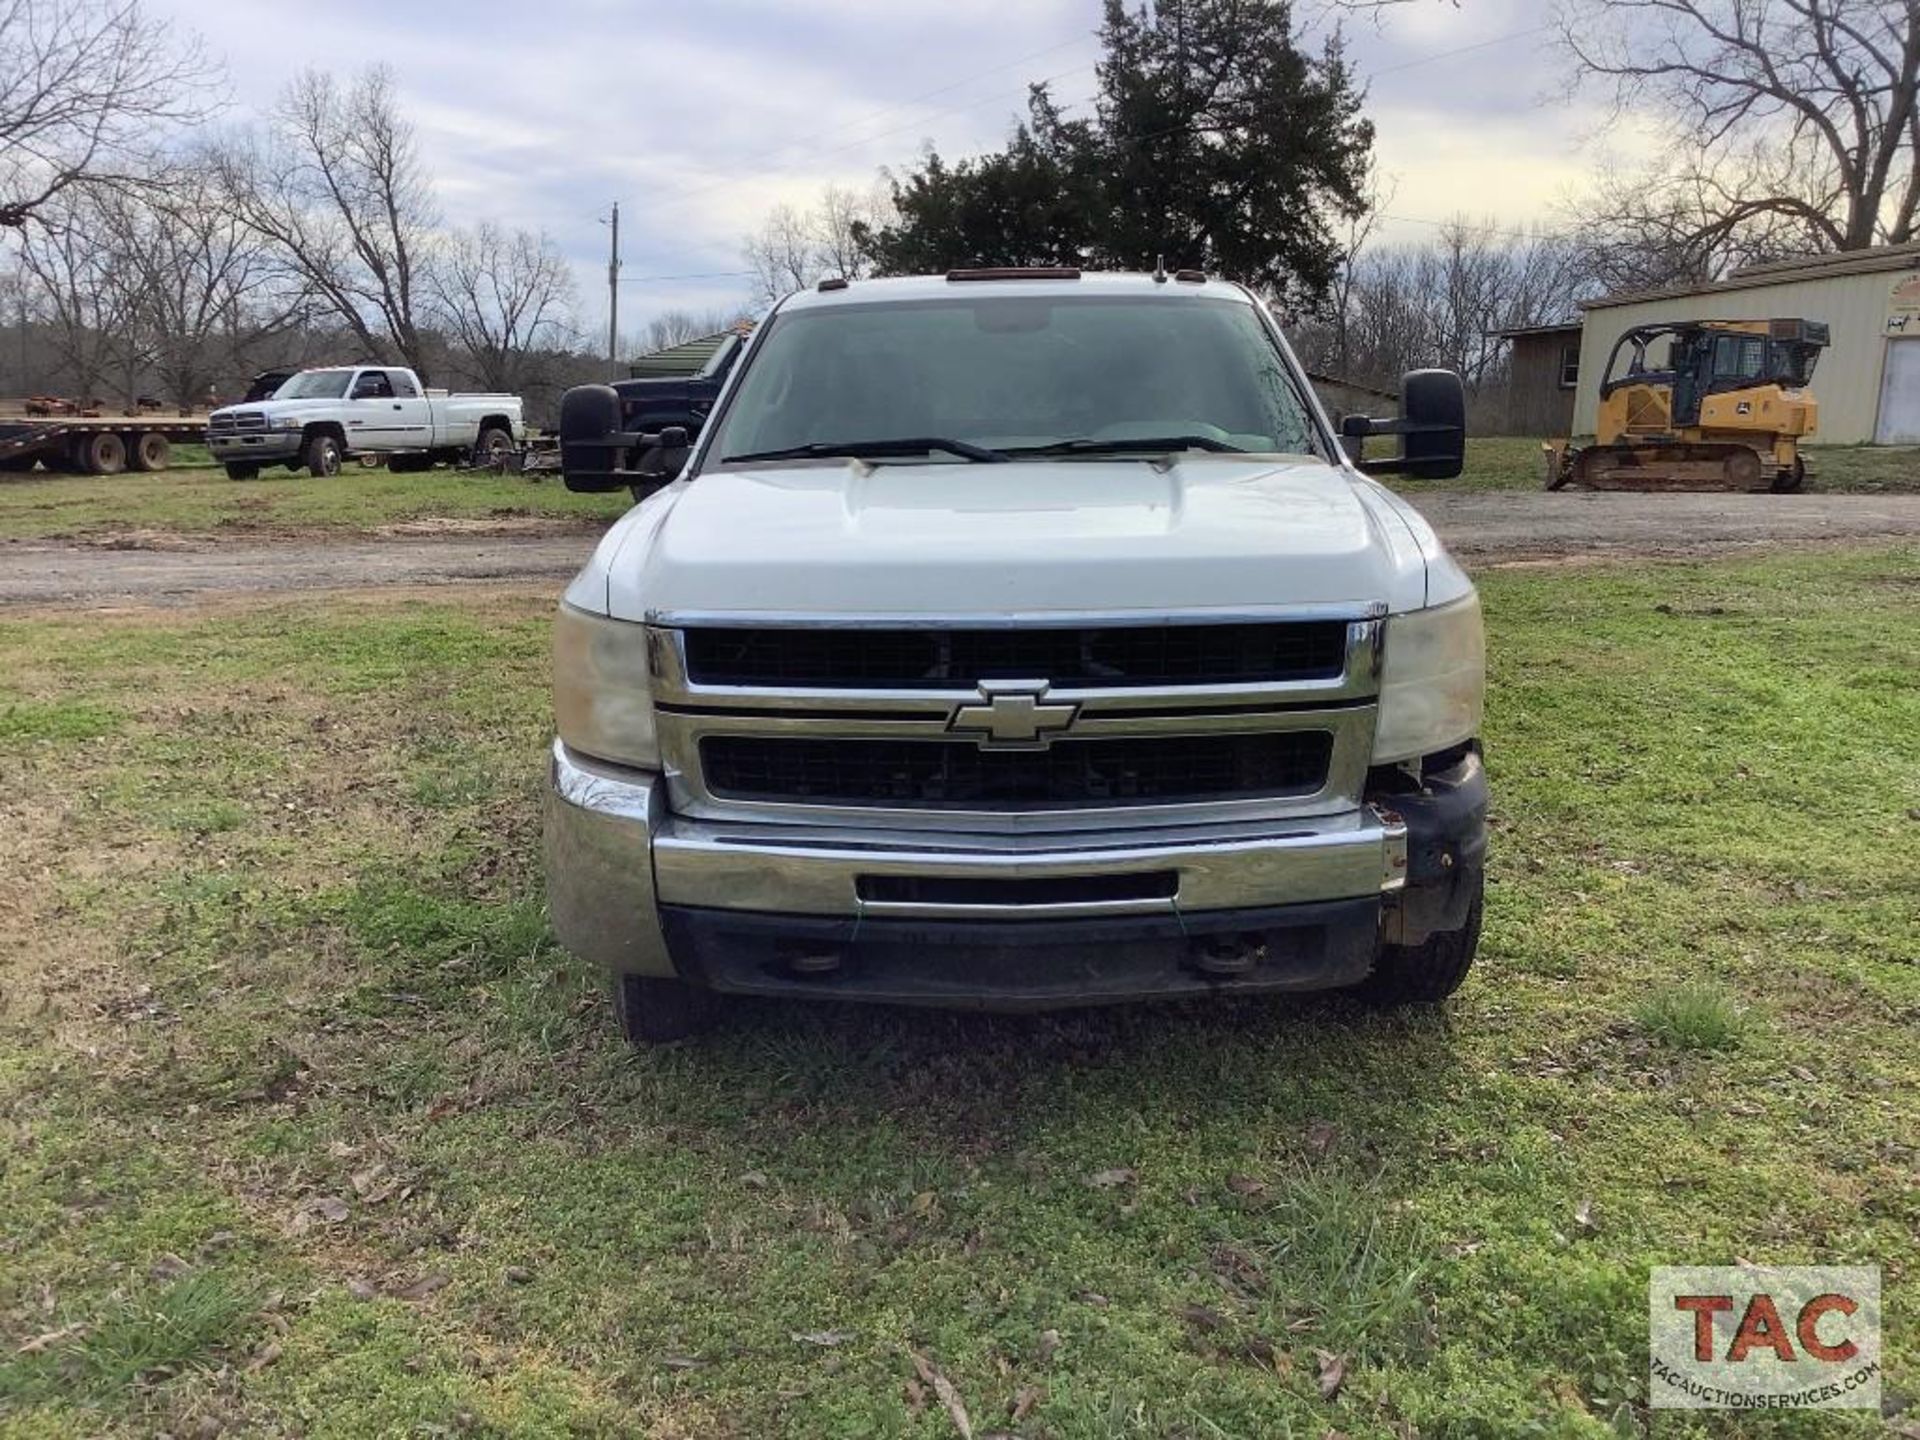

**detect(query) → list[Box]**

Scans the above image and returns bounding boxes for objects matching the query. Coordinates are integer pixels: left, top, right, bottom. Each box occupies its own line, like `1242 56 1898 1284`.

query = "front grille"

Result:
681 622 1349 689
208 411 266 434
700 732 1333 808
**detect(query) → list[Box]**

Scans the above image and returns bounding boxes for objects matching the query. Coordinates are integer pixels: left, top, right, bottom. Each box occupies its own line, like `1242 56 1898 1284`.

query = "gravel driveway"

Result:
4 489 1919 607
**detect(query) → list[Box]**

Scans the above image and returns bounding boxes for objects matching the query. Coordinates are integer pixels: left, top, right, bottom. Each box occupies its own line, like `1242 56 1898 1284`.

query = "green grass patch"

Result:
0 552 1914 1435
1633 982 1748 1052
1412 435 1920 493
0 460 631 540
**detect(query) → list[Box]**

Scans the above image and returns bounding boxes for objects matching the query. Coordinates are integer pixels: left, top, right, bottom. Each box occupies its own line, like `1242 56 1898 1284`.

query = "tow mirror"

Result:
1339 369 1466 480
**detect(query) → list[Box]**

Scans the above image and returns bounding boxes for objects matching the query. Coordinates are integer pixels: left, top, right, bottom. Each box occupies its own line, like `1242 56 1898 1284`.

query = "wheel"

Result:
303 432 343 477
224 462 261 480
1772 455 1807 493
82 431 127 475
130 432 171 472
473 425 513 469
613 973 714 1045
1358 882 1482 1006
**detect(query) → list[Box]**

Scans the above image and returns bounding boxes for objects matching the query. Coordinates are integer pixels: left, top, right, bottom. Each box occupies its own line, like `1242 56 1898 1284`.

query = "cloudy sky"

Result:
155 0 1646 338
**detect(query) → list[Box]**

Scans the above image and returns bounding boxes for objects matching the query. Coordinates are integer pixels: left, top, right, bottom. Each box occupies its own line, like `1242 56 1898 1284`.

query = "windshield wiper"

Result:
1001 435 1247 457
723 437 1009 464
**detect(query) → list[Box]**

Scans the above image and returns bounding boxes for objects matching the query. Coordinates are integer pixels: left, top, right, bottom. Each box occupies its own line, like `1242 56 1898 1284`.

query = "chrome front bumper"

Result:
208 433 301 461
546 740 1410 988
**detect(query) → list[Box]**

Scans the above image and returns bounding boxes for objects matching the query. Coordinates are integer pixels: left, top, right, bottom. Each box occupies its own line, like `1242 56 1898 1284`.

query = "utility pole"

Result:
605 202 621 378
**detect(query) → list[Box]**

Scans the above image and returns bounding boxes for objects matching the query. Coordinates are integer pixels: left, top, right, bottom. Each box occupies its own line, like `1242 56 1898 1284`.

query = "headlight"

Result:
276 417 303 431
1372 593 1484 763
553 604 658 769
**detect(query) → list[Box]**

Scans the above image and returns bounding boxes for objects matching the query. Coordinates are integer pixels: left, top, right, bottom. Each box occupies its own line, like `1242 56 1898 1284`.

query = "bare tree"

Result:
121 164 310 408
741 183 894 305
636 307 751 353
0 0 219 229
14 187 146 402
431 222 578 392
1568 143 1849 288
742 203 822 306
217 66 440 377
1556 0 1920 252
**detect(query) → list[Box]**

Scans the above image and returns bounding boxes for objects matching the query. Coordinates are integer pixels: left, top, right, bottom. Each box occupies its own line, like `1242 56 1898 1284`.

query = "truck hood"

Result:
589 456 1445 622
210 398 348 421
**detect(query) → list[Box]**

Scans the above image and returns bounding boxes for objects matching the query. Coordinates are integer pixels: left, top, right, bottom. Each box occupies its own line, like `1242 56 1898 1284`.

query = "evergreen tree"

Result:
858 0 1373 306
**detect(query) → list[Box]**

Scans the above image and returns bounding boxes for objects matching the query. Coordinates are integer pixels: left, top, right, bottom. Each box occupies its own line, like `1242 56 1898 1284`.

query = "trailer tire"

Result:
82 431 127 475
131 432 171 472
474 424 514 469
303 432 343 477
224 462 261 480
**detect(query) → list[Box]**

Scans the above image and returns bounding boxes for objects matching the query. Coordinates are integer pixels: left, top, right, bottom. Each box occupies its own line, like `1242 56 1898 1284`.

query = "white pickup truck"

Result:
547 270 1486 1043
206 366 524 479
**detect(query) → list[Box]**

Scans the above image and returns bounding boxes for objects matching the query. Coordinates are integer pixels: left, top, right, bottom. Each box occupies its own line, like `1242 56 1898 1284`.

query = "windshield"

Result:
276 370 353 400
702 294 1322 465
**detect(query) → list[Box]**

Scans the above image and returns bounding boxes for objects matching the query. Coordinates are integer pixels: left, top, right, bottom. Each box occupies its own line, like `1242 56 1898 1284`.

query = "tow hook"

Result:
1190 932 1265 977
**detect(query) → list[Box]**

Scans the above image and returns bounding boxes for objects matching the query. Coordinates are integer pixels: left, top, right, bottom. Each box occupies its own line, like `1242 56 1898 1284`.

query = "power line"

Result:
618 269 757 284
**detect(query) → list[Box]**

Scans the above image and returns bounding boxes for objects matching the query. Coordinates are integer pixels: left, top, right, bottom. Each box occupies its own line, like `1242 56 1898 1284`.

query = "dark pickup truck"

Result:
560 332 747 493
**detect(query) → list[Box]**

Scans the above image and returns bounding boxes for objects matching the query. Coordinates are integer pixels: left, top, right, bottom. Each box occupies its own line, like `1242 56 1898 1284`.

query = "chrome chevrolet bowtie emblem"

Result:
948 679 1078 749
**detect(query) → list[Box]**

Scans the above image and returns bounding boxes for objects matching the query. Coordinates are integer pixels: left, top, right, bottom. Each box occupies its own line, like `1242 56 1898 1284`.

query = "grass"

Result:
1409 436 1920 494
1 547 1916 1435
2 438 1913 544
0 454 630 541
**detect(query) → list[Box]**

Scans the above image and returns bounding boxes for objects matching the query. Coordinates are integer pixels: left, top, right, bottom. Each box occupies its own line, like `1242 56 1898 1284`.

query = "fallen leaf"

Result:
16 1323 85 1354
791 1329 856 1347
1304 1120 1338 1155
1243 1335 1293 1375
1226 1174 1268 1197
910 1190 937 1216
390 1273 450 1302
346 1279 377 1301
1314 1348 1347 1400
325 1139 355 1159
1573 1198 1597 1233
148 1252 192 1282
291 1195 349 1232
1087 1167 1137 1189
1076 1290 1109 1307
246 1342 282 1373
1037 1328 1061 1363
349 1164 389 1198
904 1376 928 1416
740 1171 769 1189
910 1351 973 1440
504 1265 533 1285
658 1354 704 1370
1180 1303 1228 1332
1011 1383 1043 1421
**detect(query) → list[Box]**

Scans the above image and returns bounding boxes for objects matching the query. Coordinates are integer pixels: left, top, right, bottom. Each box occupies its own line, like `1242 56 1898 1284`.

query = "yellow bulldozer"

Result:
1547 318 1829 492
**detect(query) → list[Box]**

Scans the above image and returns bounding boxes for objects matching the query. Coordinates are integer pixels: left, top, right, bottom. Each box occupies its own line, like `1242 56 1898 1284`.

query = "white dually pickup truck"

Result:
548 269 1486 1043
206 366 524 479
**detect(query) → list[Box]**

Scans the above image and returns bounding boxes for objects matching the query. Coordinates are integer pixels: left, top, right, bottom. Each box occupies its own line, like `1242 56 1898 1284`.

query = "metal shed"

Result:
1573 242 1920 445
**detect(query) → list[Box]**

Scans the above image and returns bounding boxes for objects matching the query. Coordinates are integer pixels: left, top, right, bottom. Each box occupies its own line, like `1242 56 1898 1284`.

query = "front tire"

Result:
614 973 714 1045
1359 884 1482 1006
303 432 343 477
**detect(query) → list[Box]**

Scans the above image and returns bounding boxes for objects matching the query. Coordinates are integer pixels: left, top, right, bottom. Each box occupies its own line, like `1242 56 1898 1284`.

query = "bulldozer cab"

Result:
1601 320 1828 427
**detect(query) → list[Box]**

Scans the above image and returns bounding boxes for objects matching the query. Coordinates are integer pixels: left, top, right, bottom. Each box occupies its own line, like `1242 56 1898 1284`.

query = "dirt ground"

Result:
3 488 1919 606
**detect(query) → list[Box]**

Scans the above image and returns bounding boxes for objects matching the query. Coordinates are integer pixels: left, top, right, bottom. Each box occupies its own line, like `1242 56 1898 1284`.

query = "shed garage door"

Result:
1876 339 1920 444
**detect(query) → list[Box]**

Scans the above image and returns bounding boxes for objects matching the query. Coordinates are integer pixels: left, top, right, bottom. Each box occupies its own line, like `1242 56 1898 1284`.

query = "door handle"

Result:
392 403 402 410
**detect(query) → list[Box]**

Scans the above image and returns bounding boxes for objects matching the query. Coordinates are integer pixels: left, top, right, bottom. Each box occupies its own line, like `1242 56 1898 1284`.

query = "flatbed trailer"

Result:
0 412 210 475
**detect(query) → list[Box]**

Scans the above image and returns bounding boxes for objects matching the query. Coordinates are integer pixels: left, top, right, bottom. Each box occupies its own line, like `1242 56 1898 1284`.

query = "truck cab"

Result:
547 270 1486 1042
